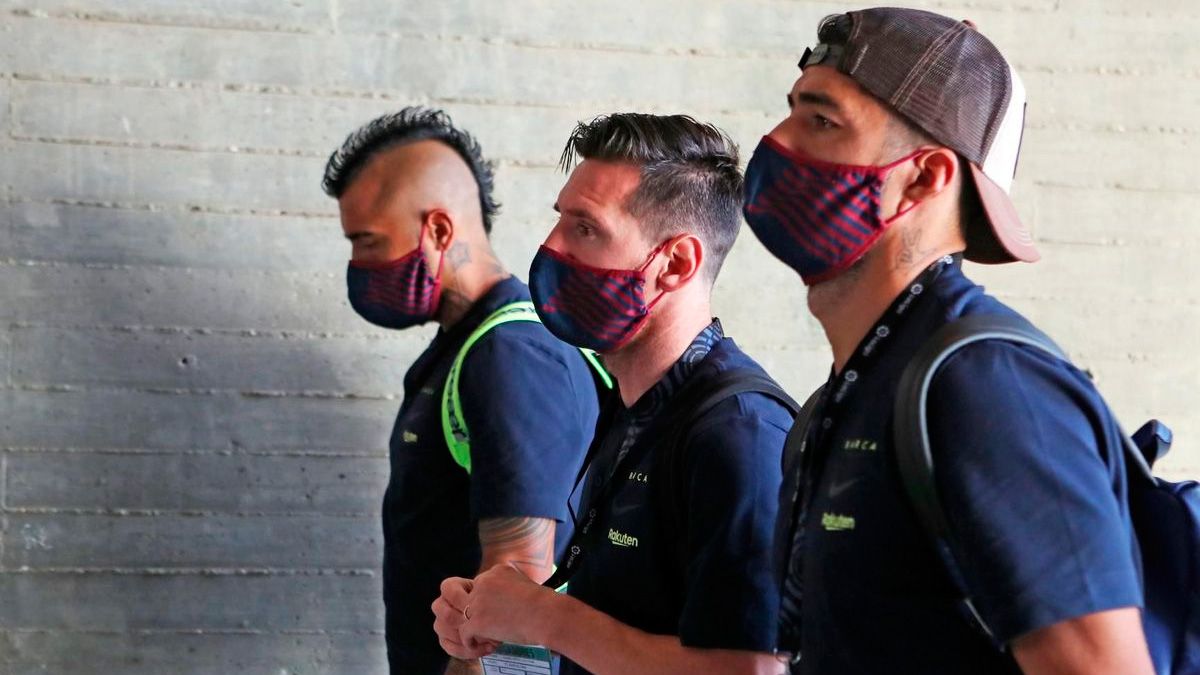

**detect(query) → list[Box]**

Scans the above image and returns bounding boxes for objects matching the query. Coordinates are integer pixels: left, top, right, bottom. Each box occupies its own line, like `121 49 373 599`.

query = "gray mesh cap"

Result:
801 7 1038 263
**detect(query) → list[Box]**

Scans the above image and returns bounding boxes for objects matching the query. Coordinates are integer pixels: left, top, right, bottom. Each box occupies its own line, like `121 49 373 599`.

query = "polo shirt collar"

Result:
627 318 725 419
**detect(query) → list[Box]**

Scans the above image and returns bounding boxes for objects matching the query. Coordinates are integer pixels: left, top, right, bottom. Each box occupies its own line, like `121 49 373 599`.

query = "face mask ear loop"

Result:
644 289 669 312
879 148 927 172
620 281 669 352
430 234 446 282
636 239 672 273
884 200 922 225
880 149 931 225
639 236 684 310
424 219 448 315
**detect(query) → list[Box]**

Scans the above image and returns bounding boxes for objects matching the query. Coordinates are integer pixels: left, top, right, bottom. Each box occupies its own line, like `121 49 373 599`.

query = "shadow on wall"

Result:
1 191 438 672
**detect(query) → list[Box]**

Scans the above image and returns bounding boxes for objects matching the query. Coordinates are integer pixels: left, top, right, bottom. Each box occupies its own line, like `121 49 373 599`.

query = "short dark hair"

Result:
559 113 743 281
321 107 500 233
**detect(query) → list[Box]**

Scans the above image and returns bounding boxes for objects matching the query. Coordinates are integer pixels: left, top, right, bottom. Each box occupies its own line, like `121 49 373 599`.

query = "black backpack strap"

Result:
782 386 825 478
652 367 800 601
657 365 801 506
773 385 825 606
892 313 1151 645
674 368 800 422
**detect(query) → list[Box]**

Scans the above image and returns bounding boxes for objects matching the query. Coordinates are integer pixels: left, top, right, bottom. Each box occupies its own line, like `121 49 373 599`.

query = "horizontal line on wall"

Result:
1035 236 1199 248
1028 122 1200 137
2 320 409 342
9 134 329 159
3 507 379 518
5 134 564 169
0 383 399 401
0 627 386 637
1030 179 1200 195
7 72 784 119
989 290 1200 307
0 195 337 219
0 566 376 576
0 257 342 276
1 446 388 459
2 8 853 62
8 7 319 35
4 13 801 63
8 50 1193 92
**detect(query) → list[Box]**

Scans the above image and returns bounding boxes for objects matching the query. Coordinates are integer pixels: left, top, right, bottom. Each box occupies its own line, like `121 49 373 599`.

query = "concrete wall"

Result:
1 0 1196 672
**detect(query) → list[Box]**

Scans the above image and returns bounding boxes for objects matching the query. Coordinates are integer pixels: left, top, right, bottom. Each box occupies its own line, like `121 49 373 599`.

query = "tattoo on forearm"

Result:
478 517 555 575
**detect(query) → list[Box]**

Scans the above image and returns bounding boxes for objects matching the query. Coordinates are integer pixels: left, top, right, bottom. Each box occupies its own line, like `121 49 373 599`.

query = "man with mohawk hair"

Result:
323 107 600 674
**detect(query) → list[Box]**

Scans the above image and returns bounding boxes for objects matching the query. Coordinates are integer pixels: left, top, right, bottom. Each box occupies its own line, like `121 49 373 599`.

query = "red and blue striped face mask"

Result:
346 229 444 330
743 136 922 285
528 242 667 353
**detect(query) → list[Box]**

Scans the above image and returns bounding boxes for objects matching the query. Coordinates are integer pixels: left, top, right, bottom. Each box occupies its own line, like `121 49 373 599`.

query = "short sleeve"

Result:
925 340 1142 642
676 394 791 651
459 325 596 524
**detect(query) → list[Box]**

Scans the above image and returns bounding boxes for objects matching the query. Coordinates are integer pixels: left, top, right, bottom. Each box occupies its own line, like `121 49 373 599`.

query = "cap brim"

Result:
964 163 1039 264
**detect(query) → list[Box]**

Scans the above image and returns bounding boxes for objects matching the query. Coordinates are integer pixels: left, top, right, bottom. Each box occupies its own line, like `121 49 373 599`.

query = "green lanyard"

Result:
440 301 613 473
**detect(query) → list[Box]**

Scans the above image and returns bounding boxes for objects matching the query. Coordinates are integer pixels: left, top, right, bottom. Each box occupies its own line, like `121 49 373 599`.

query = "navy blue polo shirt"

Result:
776 259 1141 674
381 277 600 675
563 321 792 675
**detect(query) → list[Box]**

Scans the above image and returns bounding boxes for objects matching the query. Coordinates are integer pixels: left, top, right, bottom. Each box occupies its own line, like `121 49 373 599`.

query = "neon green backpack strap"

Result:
441 301 612 473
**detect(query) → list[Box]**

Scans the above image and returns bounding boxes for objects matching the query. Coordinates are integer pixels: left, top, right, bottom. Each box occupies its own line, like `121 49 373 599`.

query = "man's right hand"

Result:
433 577 500 660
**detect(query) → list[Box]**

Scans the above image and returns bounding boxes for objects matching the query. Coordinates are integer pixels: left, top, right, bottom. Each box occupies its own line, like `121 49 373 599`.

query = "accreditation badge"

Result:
480 643 554 674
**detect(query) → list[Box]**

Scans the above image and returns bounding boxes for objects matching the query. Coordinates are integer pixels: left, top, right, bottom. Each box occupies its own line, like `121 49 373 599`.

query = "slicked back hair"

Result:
560 113 744 282
322 107 500 234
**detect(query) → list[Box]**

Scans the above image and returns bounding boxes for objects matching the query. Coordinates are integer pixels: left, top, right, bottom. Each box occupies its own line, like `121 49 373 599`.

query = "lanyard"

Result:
778 254 959 656
542 324 723 590
542 398 658 590
814 254 957 448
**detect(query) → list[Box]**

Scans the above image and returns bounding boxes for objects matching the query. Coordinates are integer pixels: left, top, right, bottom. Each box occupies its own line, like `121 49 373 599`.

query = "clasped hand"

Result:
432 563 556 659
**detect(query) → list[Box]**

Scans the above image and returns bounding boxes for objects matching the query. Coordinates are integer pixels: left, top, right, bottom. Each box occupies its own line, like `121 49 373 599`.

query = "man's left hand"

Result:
458 563 558 647
433 577 499 660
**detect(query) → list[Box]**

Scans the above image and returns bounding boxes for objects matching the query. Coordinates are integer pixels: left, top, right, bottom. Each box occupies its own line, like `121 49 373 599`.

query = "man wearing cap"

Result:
745 8 1154 674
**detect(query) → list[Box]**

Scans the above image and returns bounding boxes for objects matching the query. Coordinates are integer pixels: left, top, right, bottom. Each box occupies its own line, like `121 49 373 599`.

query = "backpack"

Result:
649 365 800 602
543 353 800 592
893 313 1200 674
440 300 613 473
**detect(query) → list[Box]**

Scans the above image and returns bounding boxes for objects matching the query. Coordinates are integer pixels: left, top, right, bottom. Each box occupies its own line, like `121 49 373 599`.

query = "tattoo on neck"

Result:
448 237 470 266
447 241 471 270
893 226 932 271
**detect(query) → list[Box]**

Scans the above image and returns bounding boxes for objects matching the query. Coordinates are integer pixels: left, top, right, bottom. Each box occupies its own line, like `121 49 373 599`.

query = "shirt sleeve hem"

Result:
989 585 1144 644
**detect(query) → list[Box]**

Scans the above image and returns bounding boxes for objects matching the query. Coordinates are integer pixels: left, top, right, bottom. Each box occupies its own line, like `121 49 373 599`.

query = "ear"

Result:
654 234 704 292
422 209 455 251
896 147 958 214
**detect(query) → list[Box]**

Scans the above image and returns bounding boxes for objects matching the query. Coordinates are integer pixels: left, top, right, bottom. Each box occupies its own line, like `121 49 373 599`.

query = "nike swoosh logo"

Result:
610 501 642 517
827 477 860 498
